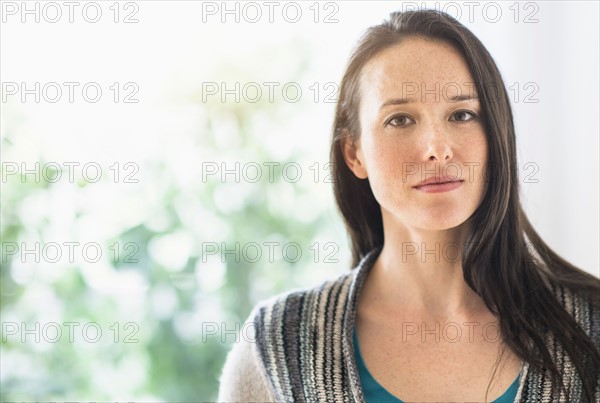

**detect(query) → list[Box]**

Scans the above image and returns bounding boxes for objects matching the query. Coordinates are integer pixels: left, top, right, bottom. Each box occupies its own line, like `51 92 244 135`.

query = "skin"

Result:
343 35 489 317
342 36 522 401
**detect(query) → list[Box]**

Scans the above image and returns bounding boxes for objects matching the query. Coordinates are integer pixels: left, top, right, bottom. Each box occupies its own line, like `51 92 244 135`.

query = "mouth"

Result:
413 179 464 193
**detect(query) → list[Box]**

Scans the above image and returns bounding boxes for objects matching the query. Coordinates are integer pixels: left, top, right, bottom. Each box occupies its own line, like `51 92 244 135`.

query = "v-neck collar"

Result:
343 246 383 403
340 245 530 403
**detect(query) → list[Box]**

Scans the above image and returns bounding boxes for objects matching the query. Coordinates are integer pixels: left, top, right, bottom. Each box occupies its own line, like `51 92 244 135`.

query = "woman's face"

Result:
343 36 488 231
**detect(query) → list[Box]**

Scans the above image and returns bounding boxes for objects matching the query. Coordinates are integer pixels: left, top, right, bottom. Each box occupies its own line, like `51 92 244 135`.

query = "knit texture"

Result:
220 246 600 402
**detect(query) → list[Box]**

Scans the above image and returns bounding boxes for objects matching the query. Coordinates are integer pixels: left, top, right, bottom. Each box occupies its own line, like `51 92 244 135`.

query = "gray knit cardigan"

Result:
217 247 600 402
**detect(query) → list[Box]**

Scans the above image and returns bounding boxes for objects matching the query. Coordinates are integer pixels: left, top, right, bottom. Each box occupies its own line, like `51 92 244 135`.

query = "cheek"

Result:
466 135 488 178
362 138 414 195
468 133 487 159
462 134 488 199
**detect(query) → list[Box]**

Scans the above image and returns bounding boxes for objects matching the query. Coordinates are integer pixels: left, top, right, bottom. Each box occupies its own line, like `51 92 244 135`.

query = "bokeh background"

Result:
1 1 598 401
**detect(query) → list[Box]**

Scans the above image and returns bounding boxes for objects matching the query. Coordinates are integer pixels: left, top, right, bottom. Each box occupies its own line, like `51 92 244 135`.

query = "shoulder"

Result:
552 283 599 318
217 269 356 402
250 268 356 330
552 283 600 343
242 269 359 401
248 247 380 341
217 308 277 402
224 248 380 401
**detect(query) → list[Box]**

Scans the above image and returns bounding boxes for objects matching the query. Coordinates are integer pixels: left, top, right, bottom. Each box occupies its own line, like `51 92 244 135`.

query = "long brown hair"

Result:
330 9 600 402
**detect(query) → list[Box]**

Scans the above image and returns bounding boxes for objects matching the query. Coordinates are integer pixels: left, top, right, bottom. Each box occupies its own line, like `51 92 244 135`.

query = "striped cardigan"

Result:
217 246 600 402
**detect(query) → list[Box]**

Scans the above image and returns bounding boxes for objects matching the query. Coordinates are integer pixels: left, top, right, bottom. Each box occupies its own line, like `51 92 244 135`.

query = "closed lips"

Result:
414 177 464 187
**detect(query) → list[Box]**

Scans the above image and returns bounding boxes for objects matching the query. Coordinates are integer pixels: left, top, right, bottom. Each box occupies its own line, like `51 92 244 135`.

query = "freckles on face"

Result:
355 36 489 230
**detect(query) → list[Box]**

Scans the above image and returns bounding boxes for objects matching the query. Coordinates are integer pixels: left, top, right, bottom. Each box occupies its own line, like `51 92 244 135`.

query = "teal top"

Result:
353 325 521 403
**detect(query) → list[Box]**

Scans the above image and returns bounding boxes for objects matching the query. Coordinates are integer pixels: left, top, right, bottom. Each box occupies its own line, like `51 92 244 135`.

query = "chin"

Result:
381 199 477 232
412 210 474 231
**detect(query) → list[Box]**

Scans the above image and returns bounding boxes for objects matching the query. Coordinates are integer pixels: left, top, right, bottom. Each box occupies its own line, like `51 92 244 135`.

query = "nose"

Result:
422 122 453 162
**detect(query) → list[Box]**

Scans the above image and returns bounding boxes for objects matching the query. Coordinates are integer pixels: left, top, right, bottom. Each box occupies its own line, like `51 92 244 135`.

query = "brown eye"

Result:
386 114 415 127
451 110 477 122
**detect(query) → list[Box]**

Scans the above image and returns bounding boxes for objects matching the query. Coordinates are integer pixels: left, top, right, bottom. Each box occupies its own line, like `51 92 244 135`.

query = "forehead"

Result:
359 37 476 101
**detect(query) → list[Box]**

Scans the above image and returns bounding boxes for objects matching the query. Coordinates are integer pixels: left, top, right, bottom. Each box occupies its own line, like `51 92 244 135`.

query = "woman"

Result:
217 9 600 403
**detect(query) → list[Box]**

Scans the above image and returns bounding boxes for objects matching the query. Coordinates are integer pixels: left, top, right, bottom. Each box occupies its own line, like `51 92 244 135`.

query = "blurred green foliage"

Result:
0 38 348 401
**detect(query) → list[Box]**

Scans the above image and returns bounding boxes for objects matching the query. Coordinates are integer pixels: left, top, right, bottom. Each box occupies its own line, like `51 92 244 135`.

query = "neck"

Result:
365 212 487 319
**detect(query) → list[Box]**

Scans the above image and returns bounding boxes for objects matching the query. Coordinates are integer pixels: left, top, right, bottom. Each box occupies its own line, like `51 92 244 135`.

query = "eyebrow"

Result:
380 94 479 110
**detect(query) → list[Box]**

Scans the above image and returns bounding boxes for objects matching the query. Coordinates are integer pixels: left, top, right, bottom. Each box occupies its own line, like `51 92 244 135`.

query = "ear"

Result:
340 129 368 179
